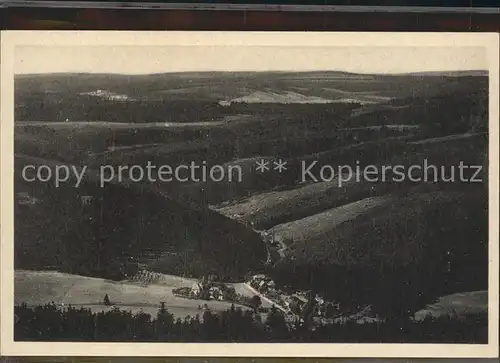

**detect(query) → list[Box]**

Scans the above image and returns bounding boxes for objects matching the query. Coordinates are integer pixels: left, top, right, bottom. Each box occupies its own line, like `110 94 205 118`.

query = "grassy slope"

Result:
14 270 252 319
268 194 395 248
414 291 488 321
286 189 484 266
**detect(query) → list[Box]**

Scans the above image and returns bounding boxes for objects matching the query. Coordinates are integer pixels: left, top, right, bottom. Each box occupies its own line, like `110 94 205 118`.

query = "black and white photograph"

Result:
1 31 498 358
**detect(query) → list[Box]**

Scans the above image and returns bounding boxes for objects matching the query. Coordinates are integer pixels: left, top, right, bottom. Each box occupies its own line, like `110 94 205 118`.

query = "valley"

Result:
14 70 489 326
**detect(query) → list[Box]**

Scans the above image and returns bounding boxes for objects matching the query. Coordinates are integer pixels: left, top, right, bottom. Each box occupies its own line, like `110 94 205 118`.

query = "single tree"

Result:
266 305 288 339
249 295 262 312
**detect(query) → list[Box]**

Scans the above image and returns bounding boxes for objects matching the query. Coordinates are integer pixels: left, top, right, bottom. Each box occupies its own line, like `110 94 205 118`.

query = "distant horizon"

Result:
14 69 489 77
14 45 488 75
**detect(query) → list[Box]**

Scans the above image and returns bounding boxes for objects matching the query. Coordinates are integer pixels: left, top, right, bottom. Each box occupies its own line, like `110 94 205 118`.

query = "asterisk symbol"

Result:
255 159 270 173
273 159 287 173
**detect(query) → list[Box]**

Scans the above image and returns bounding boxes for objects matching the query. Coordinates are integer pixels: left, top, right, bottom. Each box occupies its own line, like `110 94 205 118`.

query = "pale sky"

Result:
14 45 487 75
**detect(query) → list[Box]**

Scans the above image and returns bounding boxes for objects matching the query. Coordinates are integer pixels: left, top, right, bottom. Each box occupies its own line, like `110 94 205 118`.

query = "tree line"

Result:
15 302 487 343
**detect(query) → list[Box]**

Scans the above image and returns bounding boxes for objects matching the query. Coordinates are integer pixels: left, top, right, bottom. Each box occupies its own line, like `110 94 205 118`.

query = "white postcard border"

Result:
1 31 498 358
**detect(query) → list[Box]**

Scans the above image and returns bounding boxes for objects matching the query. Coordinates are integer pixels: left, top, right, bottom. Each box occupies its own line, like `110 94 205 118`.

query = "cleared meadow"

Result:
15 270 252 319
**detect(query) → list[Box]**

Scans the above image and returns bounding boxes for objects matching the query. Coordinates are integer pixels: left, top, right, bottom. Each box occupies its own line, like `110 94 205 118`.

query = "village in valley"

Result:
164 271 380 326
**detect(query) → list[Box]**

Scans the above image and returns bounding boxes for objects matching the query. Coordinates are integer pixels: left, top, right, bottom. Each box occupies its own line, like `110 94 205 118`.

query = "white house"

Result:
191 282 203 297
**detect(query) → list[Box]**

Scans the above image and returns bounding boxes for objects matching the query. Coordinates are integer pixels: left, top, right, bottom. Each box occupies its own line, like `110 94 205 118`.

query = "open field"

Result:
268 195 395 247
212 174 394 230
414 291 488 321
15 270 252 319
